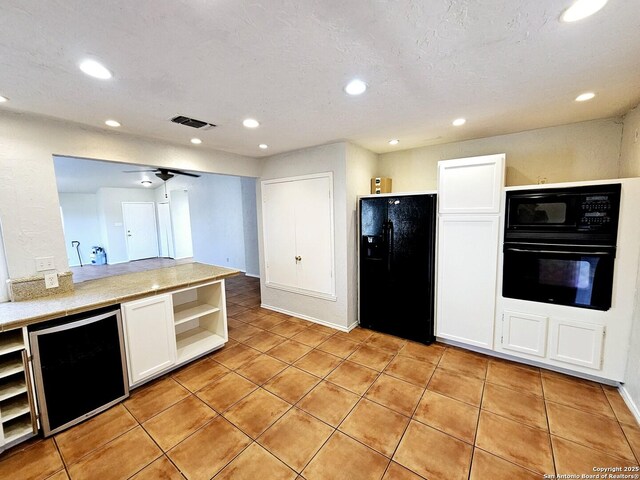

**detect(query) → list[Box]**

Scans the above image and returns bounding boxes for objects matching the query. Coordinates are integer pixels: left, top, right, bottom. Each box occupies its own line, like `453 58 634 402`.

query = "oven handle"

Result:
505 247 612 255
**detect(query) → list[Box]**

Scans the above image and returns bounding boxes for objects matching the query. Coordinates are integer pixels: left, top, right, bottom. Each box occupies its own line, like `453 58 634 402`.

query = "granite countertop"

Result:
0 263 240 331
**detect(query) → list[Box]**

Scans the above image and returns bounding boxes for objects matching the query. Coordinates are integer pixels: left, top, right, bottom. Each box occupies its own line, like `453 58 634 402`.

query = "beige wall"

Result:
257 142 350 328
621 104 640 419
620 105 640 178
345 143 378 328
378 118 624 192
0 110 260 279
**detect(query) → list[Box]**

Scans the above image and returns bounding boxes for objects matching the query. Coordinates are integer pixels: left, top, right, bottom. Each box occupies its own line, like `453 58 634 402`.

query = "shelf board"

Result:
0 378 27 402
0 357 23 380
176 327 225 363
0 395 30 422
2 415 33 444
174 301 220 326
0 334 24 357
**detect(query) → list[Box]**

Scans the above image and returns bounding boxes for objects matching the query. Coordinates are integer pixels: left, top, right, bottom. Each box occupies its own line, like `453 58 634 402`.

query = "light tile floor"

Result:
1 274 639 479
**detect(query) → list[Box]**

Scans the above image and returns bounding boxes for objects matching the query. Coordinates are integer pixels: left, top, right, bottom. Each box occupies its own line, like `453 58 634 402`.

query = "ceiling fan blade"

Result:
122 169 158 173
163 168 201 178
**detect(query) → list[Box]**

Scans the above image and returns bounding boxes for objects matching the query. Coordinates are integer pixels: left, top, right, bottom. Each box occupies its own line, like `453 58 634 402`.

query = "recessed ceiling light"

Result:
0 95 8 103
560 0 608 22
388 139 399 145
575 92 596 102
259 144 269 150
243 118 260 128
344 79 367 96
141 180 153 186
190 138 202 144
452 118 466 126
105 119 120 127
79 59 112 80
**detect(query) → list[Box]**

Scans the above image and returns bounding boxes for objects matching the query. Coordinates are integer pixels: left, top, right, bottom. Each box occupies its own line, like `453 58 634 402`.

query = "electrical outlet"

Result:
36 256 55 272
44 273 59 289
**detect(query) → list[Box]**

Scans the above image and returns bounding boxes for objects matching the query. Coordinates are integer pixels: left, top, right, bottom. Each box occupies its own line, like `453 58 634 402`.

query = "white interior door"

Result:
157 202 175 259
122 202 159 261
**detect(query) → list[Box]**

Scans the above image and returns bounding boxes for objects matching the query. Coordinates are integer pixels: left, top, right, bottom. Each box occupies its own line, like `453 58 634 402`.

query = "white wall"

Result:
620 105 640 178
155 174 250 271
96 188 157 264
168 189 194 259
58 193 103 266
241 177 260 277
378 118 623 191
0 222 9 302
258 142 349 328
345 143 379 328
0 110 259 280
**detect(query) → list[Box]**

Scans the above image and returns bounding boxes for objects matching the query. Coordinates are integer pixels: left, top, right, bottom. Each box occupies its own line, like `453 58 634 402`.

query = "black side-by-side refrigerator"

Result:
359 194 436 344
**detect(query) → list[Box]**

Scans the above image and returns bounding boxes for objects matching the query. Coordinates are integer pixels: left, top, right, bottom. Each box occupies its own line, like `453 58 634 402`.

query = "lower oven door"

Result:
502 243 616 310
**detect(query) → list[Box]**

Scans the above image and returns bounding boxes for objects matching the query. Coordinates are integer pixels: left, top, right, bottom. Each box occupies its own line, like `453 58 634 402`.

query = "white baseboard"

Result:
106 260 128 265
245 273 260 279
260 303 348 332
436 337 619 386
618 385 640 425
346 320 359 332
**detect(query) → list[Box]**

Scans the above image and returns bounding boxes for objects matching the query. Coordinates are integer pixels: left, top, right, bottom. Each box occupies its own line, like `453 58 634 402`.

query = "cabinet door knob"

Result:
295 255 302 262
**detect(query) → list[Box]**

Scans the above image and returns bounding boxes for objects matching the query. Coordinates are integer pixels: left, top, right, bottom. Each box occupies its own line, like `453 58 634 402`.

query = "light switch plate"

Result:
44 273 59 289
36 256 55 271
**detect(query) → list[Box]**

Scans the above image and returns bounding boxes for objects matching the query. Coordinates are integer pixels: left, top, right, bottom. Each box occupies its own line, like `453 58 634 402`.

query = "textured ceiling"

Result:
1 0 639 157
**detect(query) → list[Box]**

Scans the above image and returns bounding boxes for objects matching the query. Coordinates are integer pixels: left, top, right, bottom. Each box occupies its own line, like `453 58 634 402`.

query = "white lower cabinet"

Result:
121 294 177 386
499 310 605 371
436 215 500 348
121 280 228 387
0 328 38 452
548 318 605 370
501 311 548 358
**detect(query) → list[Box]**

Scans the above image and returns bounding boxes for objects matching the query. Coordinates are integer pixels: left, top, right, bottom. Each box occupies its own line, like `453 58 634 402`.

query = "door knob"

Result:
295 255 302 262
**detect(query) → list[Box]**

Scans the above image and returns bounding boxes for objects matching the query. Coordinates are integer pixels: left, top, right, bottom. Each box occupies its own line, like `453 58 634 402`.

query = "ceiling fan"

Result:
123 167 201 182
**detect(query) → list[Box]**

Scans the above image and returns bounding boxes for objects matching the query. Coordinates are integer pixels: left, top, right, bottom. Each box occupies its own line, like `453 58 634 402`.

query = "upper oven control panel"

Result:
580 195 614 225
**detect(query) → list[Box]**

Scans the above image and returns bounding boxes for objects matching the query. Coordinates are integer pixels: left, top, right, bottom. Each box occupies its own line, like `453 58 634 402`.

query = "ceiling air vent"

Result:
170 115 216 130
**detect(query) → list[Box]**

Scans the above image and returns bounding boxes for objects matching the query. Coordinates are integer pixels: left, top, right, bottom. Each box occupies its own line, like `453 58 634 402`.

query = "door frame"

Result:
157 202 175 259
122 202 159 261
261 172 336 301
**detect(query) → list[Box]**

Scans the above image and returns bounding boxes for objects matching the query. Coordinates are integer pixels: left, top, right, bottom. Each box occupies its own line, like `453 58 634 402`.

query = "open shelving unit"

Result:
172 280 227 364
0 329 37 452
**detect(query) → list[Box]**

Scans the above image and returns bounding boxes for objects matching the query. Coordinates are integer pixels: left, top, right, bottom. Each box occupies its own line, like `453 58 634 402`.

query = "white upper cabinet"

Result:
438 154 505 214
262 172 335 299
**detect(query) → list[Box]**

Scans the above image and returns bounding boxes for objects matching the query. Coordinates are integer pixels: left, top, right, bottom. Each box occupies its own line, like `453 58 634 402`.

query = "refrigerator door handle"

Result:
387 220 394 275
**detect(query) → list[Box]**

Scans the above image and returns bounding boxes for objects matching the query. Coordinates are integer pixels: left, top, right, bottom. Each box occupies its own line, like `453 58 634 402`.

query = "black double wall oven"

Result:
503 184 621 311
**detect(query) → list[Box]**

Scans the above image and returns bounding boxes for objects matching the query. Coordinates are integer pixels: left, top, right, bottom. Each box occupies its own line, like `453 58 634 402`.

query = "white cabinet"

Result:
501 311 548 357
0 328 37 453
548 318 605 370
172 281 227 364
262 172 335 299
438 154 505 214
436 215 500 348
121 280 228 387
121 294 177 386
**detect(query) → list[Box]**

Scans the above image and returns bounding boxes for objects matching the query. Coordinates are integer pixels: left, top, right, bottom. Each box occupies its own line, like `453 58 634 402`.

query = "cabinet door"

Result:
438 154 505 214
548 318 605 370
436 216 499 348
121 295 177 385
294 175 334 296
262 180 298 289
502 311 548 357
261 173 335 299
